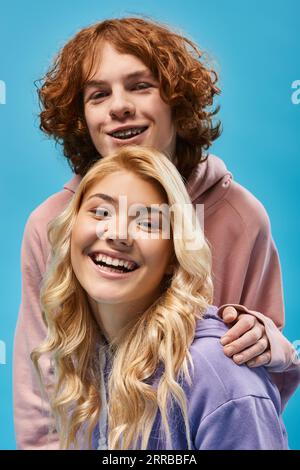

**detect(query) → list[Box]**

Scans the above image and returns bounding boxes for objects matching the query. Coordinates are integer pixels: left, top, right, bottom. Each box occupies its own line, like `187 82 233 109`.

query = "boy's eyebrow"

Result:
84 70 154 90
86 193 165 215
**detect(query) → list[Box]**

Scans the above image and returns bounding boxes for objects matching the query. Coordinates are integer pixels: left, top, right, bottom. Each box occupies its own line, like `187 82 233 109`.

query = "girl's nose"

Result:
97 220 133 247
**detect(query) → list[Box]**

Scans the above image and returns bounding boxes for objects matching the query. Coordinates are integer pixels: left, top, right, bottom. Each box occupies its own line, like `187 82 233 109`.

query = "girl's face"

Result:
71 171 174 308
83 42 176 159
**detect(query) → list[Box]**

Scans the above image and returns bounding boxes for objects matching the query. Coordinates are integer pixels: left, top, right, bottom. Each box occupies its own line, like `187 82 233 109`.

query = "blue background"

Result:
0 0 299 449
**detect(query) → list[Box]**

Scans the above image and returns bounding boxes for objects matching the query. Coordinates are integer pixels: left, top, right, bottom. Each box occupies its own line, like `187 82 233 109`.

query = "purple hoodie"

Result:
92 306 288 450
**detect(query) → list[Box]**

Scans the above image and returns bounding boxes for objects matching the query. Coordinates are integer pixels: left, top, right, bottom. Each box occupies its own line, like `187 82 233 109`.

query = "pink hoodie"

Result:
13 154 300 449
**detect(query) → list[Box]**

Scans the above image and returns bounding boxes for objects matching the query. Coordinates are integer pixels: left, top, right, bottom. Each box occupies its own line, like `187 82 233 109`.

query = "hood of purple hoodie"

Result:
195 305 229 340
63 154 232 204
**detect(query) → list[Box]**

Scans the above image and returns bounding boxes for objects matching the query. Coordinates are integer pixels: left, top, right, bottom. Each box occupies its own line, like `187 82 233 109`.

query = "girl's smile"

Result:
87 248 140 279
87 253 139 280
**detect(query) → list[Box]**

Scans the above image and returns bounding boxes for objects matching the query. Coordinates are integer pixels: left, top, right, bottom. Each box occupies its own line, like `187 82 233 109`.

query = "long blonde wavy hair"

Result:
31 145 213 450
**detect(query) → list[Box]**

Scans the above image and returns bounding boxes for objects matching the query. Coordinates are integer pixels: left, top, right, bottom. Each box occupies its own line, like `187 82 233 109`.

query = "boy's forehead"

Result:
83 41 154 83
84 69 154 90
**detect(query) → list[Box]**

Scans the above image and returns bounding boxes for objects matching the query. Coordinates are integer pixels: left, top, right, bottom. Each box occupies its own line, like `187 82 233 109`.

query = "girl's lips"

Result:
87 255 139 280
108 127 149 144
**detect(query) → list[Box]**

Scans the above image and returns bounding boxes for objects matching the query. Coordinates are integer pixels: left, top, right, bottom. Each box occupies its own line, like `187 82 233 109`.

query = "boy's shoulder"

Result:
193 154 272 238
27 175 81 230
22 175 81 254
224 179 271 234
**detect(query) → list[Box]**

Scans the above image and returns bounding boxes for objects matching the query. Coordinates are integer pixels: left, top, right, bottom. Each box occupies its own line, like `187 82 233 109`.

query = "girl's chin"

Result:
87 291 130 304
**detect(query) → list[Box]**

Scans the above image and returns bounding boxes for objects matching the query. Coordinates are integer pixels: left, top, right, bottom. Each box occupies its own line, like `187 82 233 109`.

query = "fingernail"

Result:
225 315 235 322
224 346 234 356
234 354 243 363
220 336 230 346
248 361 255 367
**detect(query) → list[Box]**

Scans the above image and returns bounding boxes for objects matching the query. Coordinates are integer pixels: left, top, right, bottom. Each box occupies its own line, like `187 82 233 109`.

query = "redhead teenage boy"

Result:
14 18 299 449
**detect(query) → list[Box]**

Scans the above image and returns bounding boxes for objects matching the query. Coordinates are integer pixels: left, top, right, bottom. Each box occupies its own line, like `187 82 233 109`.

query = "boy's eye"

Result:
90 91 108 100
133 82 152 90
88 82 152 101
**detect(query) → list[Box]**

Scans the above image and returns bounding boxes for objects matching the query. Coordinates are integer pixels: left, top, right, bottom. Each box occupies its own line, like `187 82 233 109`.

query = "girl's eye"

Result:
137 220 160 230
90 208 110 218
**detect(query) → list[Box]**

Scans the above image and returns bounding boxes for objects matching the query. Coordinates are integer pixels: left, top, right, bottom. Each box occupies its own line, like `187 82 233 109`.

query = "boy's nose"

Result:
109 93 136 119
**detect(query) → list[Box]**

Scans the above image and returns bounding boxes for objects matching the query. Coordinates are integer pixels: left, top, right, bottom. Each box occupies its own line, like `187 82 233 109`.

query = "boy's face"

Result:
83 42 176 159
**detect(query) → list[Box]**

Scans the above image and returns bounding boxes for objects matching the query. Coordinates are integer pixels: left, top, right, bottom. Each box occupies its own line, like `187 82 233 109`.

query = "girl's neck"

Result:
87 288 162 342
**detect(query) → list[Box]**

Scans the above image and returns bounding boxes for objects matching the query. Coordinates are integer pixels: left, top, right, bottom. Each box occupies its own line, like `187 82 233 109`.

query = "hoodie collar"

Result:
194 305 228 340
186 154 232 202
63 174 82 193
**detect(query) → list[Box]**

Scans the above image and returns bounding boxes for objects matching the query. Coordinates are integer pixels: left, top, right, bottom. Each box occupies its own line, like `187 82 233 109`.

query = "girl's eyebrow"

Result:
84 69 154 90
87 193 117 205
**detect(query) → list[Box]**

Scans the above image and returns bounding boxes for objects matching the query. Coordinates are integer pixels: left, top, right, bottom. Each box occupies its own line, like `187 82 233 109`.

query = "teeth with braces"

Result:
110 127 147 139
93 253 137 271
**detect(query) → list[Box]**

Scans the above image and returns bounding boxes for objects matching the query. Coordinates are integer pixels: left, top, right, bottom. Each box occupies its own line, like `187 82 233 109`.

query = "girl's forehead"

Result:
82 172 168 207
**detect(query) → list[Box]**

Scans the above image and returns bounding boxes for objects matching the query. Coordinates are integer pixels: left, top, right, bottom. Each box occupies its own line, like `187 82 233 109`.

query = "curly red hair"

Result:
38 17 221 180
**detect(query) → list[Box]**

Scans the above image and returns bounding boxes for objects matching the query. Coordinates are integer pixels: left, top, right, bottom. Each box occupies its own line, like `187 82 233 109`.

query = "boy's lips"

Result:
107 124 148 135
107 126 149 142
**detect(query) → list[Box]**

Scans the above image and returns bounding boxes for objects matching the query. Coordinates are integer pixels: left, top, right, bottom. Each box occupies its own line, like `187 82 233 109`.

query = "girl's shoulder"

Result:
188 307 281 415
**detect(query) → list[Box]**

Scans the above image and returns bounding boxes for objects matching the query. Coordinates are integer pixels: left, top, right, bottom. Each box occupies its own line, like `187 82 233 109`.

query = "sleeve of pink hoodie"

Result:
218 304 300 410
13 213 60 449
